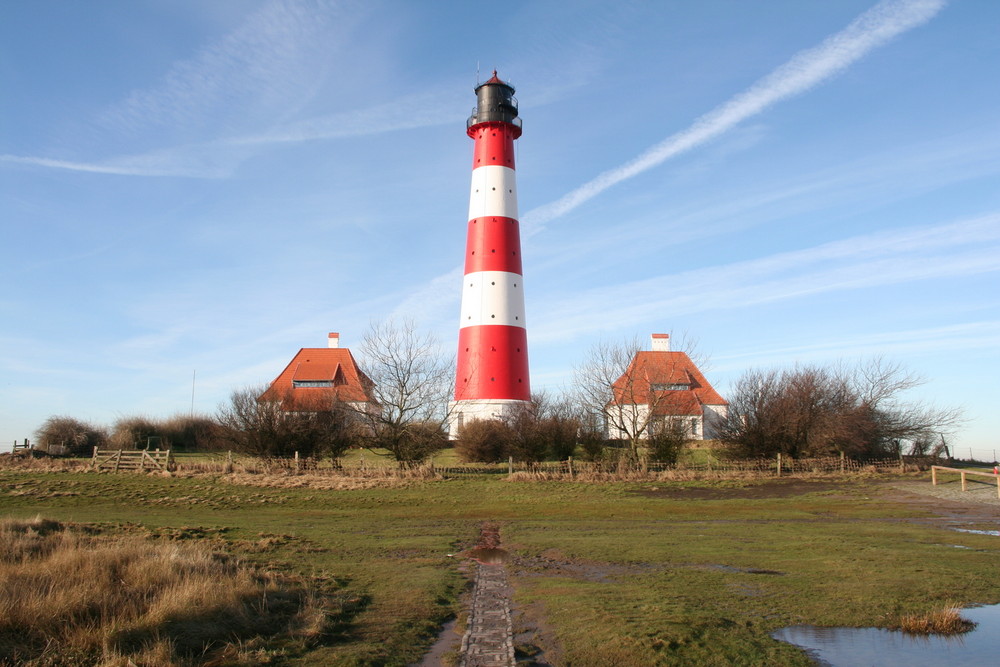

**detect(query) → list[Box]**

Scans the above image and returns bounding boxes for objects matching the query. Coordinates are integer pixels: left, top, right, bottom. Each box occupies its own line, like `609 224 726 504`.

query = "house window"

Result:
293 380 333 388
651 383 690 391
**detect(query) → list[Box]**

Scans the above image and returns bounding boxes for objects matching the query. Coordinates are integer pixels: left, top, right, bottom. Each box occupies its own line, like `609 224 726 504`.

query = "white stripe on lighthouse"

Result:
468 165 518 220
459 270 526 328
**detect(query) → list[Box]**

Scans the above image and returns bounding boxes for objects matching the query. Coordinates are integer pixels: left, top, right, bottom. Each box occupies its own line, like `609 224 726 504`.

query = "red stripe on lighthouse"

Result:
455 326 530 401
471 124 517 168
464 217 523 274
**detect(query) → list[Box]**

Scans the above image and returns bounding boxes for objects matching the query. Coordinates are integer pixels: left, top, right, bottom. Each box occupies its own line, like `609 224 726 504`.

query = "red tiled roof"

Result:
259 347 376 411
611 351 727 416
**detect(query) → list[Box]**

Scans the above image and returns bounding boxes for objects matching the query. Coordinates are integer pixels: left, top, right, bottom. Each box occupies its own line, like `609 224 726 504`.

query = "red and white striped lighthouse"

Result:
450 71 530 437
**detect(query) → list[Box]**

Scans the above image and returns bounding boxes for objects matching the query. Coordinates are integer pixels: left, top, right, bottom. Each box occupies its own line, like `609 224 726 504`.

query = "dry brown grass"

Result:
0 516 331 666
892 602 977 635
0 453 88 472
505 467 888 483
219 471 425 490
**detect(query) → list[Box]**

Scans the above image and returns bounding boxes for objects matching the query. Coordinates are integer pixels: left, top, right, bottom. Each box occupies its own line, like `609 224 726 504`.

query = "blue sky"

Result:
2 0 998 457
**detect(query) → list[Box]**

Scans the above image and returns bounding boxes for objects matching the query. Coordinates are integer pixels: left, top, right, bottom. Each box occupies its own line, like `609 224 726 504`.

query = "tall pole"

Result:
450 71 530 438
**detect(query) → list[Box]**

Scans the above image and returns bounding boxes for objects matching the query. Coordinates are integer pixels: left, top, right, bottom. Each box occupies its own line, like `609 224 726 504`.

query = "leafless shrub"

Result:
720 359 964 459
216 385 358 459
33 416 107 455
110 415 161 450
158 414 226 451
456 418 515 463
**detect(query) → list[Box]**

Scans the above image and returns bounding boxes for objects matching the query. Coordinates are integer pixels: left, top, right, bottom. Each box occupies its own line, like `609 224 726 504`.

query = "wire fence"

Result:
0 447 957 479
163 452 925 479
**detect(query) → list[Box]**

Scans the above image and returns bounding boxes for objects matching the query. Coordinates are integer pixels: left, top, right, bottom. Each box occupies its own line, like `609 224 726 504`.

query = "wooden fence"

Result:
91 448 172 473
931 465 1000 498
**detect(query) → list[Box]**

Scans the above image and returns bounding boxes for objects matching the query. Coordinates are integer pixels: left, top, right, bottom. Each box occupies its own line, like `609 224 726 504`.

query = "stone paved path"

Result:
459 524 516 667
459 562 515 666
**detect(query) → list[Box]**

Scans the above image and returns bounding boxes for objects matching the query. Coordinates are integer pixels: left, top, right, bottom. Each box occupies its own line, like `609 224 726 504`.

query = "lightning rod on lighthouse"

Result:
449 71 530 437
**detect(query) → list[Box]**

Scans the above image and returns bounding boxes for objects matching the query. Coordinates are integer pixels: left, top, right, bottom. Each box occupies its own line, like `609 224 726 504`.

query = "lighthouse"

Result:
449 71 530 438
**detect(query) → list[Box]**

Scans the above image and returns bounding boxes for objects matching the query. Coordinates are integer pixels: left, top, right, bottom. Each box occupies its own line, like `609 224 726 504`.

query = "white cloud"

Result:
530 213 1000 343
99 0 352 137
522 0 947 233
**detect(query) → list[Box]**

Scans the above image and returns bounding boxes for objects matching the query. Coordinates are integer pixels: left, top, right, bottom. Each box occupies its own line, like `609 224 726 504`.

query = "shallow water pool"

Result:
773 603 1000 666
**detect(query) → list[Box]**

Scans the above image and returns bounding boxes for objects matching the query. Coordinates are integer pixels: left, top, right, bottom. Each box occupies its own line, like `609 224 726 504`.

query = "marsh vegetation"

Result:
1 467 998 665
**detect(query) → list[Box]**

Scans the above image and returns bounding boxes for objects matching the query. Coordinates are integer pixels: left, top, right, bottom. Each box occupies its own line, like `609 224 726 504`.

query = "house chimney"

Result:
651 333 670 352
328 332 340 348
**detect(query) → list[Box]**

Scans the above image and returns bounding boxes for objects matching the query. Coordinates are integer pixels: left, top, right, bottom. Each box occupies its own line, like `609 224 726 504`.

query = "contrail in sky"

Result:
523 0 947 231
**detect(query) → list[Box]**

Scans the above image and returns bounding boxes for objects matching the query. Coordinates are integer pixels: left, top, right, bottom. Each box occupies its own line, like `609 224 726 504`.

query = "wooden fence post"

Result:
932 466 938 486
294 451 300 473
568 456 574 480
508 456 513 475
840 451 845 474
777 453 782 477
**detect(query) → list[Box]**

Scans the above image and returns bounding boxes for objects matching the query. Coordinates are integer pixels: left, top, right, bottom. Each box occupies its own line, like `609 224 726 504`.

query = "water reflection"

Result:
953 528 1000 537
466 547 509 564
773 604 1000 666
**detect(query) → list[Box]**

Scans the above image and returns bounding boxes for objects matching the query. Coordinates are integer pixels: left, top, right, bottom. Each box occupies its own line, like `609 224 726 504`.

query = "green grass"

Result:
2 470 999 665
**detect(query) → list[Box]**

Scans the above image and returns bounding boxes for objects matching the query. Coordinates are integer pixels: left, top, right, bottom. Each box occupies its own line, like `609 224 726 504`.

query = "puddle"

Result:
466 547 510 564
953 528 1000 537
773 603 1000 666
706 563 783 575
410 617 460 666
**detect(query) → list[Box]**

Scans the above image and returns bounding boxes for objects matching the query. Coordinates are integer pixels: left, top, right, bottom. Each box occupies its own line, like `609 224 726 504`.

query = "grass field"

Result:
2 468 999 665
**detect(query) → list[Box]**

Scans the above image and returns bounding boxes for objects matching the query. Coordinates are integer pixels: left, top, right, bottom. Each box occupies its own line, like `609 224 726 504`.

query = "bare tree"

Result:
354 320 454 462
573 334 705 460
720 360 964 458
574 336 648 458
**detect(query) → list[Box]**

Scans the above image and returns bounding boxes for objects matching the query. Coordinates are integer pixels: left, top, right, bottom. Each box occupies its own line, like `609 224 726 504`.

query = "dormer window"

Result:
651 383 690 391
293 380 333 388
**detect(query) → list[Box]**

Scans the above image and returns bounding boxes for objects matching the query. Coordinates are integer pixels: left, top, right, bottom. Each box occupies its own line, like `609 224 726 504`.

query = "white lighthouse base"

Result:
448 399 532 440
